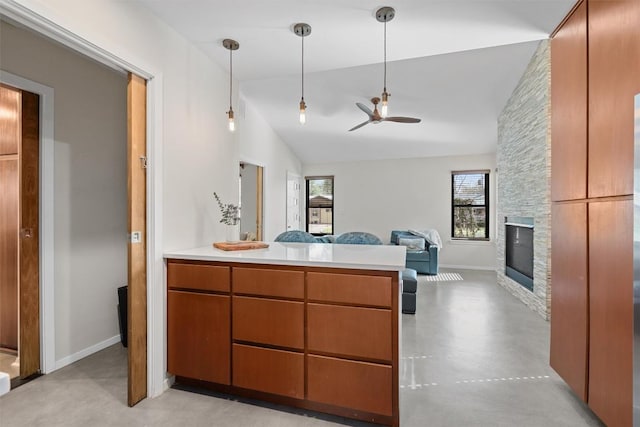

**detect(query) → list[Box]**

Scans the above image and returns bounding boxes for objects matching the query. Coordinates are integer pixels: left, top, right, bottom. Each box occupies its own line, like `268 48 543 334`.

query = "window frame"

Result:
451 170 490 241
305 175 334 236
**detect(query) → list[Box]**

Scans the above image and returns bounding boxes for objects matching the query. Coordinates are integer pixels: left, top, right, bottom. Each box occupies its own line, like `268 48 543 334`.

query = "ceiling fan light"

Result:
299 99 307 125
228 108 235 132
381 91 389 118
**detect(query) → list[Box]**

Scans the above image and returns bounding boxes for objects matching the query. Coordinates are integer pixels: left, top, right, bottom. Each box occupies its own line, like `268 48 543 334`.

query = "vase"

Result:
225 224 240 242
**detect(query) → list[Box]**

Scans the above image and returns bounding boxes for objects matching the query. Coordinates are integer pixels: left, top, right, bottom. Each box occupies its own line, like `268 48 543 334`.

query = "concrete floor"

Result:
0 269 603 426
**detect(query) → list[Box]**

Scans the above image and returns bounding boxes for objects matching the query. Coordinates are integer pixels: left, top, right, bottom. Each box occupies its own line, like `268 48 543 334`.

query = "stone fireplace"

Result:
496 40 551 319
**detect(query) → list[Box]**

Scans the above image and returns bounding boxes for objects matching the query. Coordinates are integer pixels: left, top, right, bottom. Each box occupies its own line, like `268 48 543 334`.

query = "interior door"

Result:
127 73 147 406
0 85 20 354
286 172 301 231
19 89 40 378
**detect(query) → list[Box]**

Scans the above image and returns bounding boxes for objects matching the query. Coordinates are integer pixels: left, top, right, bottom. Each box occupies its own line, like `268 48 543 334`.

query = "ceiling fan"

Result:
348 97 421 131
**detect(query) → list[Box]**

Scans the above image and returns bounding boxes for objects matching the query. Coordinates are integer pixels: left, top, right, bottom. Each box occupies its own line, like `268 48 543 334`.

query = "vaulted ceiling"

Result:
134 0 575 164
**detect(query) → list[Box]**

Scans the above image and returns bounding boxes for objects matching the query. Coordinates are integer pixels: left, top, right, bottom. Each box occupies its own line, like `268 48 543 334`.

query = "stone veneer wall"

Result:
496 40 551 319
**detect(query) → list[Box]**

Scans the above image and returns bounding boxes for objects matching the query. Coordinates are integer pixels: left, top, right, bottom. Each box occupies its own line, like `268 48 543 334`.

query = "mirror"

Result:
239 161 263 241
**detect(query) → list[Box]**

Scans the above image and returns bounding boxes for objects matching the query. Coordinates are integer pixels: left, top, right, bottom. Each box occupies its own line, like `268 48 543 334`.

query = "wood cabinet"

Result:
587 0 640 198
167 290 230 384
232 344 304 399
166 260 400 426
588 200 633 427
232 296 304 349
167 261 231 384
307 354 392 416
550 1 639 425
549 203 588 400
550 1 587 202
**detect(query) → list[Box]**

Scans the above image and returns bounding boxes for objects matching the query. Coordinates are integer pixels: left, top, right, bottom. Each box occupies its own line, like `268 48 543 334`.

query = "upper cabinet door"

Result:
588 0 640 198
551 1 587 202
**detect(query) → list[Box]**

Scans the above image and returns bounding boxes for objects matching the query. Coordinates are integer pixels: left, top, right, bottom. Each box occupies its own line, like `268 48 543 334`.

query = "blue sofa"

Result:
390 230 439 275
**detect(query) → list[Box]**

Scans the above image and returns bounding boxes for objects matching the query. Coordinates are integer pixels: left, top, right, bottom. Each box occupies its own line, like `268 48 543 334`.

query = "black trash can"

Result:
117 285 128 347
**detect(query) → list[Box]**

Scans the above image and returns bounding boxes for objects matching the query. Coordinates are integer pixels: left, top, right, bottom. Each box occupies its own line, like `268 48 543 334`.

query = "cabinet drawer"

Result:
232 344 304 399
308 354 392 416
308 303 391 361
167 261 230 292
167 290 230 384
233 267 304 299
233 296 304 349
307 272 391 307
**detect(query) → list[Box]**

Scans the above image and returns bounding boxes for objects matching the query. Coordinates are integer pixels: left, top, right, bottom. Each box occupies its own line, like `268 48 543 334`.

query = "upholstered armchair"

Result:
334 232 383 245
274 230 318 243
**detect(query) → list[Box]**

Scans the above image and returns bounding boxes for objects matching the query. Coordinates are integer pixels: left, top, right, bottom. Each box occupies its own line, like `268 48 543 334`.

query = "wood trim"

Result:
127 73 147 406
550 0 585 38
551 194 632 204
19 89 40 377
256 166 263 241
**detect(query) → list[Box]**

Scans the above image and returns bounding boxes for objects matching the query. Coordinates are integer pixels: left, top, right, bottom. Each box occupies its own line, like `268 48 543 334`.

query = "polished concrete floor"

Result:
0 269 603 426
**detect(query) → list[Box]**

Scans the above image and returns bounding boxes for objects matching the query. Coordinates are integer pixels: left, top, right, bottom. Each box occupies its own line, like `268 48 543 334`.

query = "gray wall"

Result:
0 21 127 362
496 40 551 319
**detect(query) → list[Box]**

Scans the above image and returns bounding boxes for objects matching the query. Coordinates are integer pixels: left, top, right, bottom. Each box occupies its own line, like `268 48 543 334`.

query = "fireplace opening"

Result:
505 218 534 291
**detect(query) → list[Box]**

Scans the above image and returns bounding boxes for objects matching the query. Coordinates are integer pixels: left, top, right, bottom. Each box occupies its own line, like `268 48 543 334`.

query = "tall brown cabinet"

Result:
550 1 640 426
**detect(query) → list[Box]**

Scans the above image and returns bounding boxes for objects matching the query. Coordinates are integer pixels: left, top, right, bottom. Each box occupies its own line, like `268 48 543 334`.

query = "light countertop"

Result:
164 242 406 271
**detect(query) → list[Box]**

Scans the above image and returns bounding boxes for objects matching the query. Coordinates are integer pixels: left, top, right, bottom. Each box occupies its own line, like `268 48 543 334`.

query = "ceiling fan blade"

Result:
348 120 371 132
384 117 422 123
356 102 374 118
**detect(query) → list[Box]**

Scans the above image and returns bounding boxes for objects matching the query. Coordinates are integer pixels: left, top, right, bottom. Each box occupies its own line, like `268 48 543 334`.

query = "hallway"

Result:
0 270 602 426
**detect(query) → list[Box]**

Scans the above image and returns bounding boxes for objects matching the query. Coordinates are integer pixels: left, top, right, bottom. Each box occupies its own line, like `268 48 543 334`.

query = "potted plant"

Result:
214 192 241 242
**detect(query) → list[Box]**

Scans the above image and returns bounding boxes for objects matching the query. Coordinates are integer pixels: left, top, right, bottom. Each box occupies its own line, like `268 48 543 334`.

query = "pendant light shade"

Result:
294 23 311 125
223 38 239 132
376 7 395 118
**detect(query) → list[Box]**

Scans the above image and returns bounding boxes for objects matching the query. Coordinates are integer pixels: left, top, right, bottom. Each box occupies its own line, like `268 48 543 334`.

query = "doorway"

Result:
0 83 41 382
239 162 264 241
286 172 302 231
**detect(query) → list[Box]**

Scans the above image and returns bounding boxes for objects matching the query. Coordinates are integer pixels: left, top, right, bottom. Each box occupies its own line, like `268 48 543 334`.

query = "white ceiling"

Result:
135 0 575 164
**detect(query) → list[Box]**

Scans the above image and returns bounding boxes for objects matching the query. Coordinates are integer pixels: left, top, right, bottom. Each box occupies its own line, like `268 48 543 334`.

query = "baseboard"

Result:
54 334 121 371
439 264 497 272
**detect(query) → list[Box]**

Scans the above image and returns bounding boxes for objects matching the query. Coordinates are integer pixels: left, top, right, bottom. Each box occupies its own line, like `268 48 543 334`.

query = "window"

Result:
451 171 489 240
306 176 333 235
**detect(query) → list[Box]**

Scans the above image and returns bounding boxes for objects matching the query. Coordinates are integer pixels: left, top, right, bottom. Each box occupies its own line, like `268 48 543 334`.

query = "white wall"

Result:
5 0 302 392
0 22 127 361
237 99 302 240
303 154 497 270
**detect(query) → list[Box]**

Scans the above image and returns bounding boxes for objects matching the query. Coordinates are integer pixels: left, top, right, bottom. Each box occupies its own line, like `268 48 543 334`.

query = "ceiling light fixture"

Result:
376 6 395 118
223 38 239 132
294 23 311 125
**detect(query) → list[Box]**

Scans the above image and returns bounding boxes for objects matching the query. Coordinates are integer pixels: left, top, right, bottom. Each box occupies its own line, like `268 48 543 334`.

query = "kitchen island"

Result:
164 242 405 426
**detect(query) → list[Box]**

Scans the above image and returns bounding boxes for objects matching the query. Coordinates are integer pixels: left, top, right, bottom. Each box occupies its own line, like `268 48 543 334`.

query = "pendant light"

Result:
223 38 239 132
376 7 395 118
294 23 311 124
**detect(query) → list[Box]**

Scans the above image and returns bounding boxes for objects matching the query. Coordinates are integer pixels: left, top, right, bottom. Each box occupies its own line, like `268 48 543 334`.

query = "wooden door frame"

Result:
0 3 166 400
239 160 265 241
0 71 55 375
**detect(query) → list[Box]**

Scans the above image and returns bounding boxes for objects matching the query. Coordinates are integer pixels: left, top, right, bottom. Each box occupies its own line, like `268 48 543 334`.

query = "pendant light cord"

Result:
383 20 387 92
229 47 233 109
301 33 305 101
